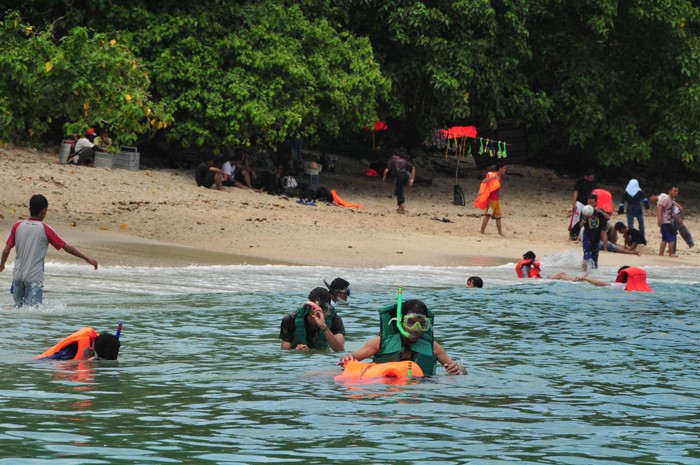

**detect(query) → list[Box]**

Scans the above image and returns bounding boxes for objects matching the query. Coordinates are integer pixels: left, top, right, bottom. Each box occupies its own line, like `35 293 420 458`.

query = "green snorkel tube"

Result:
395 286 413 378
396 286 410 338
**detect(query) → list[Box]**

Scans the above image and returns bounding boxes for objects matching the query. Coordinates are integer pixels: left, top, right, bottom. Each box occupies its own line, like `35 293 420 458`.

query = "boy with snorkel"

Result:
338 291 466 375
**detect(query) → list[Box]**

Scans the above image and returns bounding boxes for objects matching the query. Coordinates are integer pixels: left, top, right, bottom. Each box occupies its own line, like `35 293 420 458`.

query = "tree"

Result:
335 0 551 146
525 0 700 174
123 1 389 149
0 10 171 146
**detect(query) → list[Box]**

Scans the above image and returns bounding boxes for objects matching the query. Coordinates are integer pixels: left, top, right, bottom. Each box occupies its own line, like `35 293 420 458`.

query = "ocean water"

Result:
1 250 699 464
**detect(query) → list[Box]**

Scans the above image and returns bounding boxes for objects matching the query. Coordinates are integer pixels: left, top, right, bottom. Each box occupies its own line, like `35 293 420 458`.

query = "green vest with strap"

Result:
373 304 436 375
292 304 337 349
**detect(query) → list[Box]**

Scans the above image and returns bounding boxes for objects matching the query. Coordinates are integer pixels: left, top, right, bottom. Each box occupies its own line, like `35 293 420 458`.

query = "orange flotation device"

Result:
592 188 614 216
35 327 98 360
615 267 653 292
335 360 424 382
474 173 501 210
331 189 364 209
515 259 541 278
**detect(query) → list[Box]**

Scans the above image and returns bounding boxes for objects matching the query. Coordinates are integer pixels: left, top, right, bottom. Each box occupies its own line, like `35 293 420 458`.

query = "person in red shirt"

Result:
0 194 98 307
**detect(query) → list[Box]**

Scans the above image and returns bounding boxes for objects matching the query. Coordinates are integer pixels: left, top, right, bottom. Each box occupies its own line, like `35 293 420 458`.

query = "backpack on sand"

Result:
453 184 465 206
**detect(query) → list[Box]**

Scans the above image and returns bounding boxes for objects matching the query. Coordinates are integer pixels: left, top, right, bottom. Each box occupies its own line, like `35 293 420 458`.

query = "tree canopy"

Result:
1 0 700 174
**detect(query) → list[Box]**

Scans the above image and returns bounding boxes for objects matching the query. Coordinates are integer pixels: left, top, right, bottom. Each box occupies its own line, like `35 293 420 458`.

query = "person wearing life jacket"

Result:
475 161 506 236
515 251 541 278
550 266 653 292
36 326 121 360
337 299 467 375
279 287 345 352
615 266 653 292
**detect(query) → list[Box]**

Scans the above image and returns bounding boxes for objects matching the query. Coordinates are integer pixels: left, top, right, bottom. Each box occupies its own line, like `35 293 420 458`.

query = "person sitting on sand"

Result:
614 222 646 251
337 299 467 375
279 287 345 352
550 266 653 292
222 150 260 191
35 326 121 360
194 156 226 191
69 128 105 165
466 276 483 288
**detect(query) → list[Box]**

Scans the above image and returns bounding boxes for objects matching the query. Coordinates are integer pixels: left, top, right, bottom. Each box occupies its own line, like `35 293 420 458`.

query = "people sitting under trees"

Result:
68 128 105 166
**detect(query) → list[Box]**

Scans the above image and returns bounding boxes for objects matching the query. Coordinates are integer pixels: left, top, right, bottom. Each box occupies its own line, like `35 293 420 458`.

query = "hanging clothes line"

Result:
432 126 510 160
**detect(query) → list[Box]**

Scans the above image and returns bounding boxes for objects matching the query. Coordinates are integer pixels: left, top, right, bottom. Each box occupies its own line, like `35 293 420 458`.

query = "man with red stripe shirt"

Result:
1 195 98 307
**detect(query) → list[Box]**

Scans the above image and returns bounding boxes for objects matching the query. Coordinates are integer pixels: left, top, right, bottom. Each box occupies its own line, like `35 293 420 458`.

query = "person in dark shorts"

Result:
195 157 226 191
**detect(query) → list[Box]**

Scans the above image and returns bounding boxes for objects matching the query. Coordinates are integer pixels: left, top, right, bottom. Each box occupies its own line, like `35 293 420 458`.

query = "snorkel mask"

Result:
392 287 429 340
402 313 431 332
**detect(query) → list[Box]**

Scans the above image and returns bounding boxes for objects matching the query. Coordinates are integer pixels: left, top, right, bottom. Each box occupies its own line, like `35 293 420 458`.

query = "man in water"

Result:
325 277 351 305
466 276 483 288
0 194 99 307
550 266 653 292
338 299 466 374
279 287 345 352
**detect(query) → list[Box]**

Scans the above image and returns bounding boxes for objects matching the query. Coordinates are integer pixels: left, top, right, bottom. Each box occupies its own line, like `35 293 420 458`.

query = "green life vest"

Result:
373 304 436 375
291 304 337 349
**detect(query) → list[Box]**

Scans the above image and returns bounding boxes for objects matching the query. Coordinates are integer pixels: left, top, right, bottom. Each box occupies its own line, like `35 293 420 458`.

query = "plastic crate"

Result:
113 147 140 170
93 152 114 168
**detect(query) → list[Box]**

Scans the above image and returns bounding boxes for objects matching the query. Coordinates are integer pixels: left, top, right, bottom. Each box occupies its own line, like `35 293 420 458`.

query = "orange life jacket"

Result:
331 189 364 209
515 259 541 278
615 267 653 292
335 360 425 382
474 173 501 210
592 188 614 216
35 327 98 360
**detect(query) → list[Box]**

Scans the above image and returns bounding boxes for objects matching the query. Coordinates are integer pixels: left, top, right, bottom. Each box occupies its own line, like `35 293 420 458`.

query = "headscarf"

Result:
625 179 641 197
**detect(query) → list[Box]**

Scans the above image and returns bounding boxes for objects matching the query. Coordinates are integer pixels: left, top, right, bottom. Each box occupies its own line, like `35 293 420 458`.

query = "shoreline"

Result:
2 145 700 271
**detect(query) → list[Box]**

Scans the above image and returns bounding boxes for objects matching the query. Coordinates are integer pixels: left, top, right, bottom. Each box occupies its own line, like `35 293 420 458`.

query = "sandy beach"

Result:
1 145 699 271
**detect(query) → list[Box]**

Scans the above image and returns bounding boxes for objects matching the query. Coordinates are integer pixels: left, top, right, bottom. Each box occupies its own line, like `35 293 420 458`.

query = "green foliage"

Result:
0 10 171 146
526 0 700 172
126 1 389 149
4 0 700 175
335 0 550 145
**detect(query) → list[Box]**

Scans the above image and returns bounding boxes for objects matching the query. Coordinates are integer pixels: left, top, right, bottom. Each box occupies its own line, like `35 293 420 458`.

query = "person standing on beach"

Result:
618 179 649 242
475 161 506 236
0 194 98 307
382 152 415 214
570 169 597 240
656 186 679 257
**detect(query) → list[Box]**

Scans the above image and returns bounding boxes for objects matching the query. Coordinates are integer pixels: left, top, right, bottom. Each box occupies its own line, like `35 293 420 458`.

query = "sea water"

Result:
1 251 699 464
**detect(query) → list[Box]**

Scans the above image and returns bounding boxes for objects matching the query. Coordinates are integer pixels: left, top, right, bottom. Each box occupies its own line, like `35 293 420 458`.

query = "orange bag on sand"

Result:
331 189 364 209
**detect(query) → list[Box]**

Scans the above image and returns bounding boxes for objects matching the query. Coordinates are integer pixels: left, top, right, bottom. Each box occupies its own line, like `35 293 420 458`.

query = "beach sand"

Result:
1 145 699 272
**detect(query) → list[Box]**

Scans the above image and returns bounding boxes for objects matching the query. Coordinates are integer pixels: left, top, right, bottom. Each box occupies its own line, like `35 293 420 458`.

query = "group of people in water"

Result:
513 250 654 292
279 277 467 376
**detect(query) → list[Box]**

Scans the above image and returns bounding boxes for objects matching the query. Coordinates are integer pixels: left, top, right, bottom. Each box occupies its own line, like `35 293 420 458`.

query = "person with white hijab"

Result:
618 179 649 241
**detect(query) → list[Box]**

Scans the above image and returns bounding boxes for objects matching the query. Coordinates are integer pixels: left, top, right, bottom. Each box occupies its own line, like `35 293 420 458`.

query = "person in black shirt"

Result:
570 169 597 239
